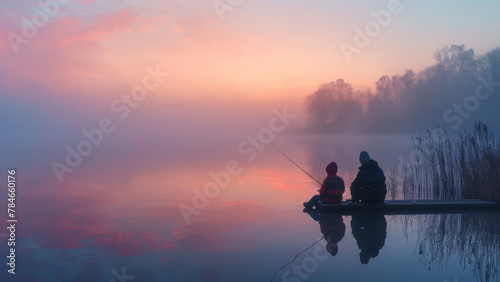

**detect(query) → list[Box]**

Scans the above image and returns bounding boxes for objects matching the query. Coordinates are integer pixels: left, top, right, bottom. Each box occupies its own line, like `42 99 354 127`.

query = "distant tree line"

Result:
304 45 500 133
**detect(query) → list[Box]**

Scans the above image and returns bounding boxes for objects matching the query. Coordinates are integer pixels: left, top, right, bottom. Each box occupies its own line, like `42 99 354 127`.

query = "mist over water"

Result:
2 133 498 281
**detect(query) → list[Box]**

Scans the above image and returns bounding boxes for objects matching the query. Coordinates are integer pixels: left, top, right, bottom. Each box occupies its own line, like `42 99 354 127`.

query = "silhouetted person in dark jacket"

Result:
350 151 387 204
351 212 387 264
304 209 345 256
304 162 345 209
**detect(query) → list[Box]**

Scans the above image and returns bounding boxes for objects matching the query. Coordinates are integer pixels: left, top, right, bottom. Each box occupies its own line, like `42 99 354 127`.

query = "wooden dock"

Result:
318 199 500 214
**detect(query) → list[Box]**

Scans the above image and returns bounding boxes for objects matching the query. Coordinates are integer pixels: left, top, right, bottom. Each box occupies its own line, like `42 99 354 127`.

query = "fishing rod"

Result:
271 141 322 185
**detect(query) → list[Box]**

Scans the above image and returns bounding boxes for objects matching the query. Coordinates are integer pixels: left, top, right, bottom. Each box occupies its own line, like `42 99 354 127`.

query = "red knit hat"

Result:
326 162 338 175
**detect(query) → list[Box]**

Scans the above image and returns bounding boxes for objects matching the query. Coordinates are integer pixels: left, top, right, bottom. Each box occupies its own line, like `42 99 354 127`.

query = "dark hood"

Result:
359 159 379 171
326 162 338 175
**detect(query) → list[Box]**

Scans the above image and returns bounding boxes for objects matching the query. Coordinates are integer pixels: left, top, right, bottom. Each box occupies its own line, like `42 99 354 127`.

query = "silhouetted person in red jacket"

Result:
303 162 345 209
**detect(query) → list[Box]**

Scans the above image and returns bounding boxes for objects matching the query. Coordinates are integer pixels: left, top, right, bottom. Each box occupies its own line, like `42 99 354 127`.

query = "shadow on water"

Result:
270 209 346 282
304 209 346 257
276 208 499 281
303 205 388 266
271 209 390 281
350 211 387 265
397 211 500 282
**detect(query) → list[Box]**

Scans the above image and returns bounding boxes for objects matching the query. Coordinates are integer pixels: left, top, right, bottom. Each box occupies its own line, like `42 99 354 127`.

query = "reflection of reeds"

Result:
392 121 500 202
400 212 500 282
388 122 500 281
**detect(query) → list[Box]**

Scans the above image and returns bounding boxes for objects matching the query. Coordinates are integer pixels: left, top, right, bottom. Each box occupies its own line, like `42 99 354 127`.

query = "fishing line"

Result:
271 141 322 185
270 236 325 281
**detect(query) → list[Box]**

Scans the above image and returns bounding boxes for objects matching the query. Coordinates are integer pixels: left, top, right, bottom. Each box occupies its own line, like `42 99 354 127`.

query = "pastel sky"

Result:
1 0 500 176
2 0 500 98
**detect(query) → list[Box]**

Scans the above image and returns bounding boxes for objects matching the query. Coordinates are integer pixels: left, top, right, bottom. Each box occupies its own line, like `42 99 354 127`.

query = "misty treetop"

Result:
304 45 500 134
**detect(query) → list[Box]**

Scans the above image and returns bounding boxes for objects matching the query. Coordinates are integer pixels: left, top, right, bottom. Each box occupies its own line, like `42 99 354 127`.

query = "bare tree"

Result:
434 44 475 81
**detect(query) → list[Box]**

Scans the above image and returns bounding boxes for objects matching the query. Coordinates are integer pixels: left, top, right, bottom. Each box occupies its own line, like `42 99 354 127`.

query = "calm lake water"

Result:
2 135 499 282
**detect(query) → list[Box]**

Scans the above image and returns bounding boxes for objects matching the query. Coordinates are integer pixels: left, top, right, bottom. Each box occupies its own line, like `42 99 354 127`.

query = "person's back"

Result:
322 174 345 204
350 151 387 204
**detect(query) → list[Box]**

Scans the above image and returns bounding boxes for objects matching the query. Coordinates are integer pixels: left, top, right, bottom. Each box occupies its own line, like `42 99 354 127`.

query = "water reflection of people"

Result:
304 162 345 209
305 209 346 256
351 212 387 264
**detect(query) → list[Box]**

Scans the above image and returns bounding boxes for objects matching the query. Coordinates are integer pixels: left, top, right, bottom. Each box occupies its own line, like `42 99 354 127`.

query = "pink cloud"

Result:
46 7 139 44
0 6 147 97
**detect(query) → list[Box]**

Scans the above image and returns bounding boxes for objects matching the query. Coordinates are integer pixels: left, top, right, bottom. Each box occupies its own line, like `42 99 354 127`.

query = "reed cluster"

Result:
393 121 500 202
